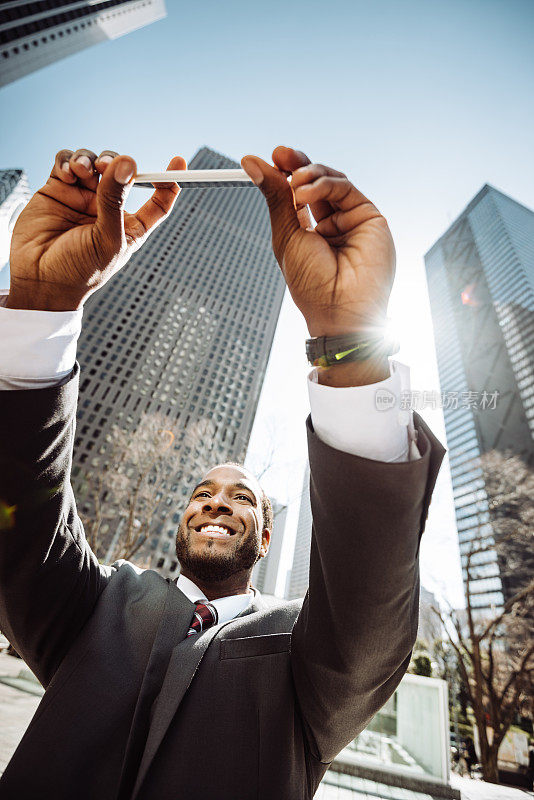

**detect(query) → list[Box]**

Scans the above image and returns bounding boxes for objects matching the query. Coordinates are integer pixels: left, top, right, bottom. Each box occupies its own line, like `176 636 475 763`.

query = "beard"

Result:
175 522 261 583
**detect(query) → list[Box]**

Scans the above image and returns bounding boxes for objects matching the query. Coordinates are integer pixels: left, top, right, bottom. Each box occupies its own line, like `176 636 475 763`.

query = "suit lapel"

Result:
131 589 265 799
117 579 193 800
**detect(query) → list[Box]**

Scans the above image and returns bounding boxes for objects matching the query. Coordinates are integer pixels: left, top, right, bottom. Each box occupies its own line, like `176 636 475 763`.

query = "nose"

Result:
202 494 232 515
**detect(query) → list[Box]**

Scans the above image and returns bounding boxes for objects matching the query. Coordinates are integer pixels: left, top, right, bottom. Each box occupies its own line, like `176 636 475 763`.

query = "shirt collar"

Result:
176 573 254 625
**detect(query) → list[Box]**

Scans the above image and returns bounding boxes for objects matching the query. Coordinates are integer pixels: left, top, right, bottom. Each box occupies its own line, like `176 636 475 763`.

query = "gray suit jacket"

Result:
0 365 445 799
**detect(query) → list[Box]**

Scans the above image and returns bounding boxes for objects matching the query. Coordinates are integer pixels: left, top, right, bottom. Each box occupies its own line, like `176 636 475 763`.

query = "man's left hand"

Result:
242 147 395 339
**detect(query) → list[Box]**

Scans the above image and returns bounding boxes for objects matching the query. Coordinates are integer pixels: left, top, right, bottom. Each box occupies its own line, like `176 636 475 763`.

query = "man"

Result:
0 145 445 799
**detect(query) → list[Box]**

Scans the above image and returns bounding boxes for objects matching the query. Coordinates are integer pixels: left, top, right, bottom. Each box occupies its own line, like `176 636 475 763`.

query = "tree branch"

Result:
478 580 534 643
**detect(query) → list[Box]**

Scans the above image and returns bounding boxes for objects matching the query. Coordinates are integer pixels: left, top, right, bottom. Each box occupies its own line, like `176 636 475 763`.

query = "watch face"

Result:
307 334 391 367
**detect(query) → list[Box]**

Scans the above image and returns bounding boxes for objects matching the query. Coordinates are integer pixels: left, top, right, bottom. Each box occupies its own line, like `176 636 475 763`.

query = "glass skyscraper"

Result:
287 463 312 600
0 0 166 88
425 184 534 612
71 146 285 574
251 500 288 596
0 168 32 290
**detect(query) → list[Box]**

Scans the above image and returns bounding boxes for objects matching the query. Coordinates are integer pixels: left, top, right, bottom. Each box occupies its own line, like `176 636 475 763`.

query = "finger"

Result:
291 162 346 222
315 203 384 238
272 146 334 224
294 174 376 216
272 145 311 172
291 162 346 189
69 148 99 191
241 154 300 263
270 146 316 229
50 149 76 184
295 205 314 230
134 156 186 235
94 155 136 249
95 150 120 175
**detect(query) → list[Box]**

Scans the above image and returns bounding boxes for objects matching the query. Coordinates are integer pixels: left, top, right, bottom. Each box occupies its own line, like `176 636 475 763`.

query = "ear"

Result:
259 528 271 558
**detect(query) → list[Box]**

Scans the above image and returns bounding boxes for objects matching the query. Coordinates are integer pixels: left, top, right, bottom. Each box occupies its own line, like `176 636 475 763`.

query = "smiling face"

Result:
175 464 271 585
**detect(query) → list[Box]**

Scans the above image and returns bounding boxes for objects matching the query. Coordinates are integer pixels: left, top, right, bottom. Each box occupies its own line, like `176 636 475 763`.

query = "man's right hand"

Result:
6 148 186 311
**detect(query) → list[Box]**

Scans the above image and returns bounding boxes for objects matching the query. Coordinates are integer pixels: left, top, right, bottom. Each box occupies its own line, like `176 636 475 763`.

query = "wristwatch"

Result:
306 332 399 368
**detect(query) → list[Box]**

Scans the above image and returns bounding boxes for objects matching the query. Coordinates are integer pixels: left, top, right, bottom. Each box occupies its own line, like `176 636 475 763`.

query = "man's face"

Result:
175 464 270 583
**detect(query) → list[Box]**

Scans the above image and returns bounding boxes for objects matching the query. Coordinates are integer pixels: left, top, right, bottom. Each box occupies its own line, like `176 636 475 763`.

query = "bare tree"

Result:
433 450 534 783
79 413 183 564
431 639 471 743
482 450 534 599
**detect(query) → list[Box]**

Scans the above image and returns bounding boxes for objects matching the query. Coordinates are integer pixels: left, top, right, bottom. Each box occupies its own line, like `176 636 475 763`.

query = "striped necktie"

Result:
187 601 218 637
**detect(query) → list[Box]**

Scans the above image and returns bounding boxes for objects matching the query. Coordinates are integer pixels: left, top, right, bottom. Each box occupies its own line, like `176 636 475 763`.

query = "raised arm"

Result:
0 365 111 686
242 147 445 760
294 412 444 761
0 148 186 685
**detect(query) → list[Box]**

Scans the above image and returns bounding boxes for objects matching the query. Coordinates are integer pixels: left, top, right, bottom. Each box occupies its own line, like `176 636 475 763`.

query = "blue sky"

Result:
2 0 533 605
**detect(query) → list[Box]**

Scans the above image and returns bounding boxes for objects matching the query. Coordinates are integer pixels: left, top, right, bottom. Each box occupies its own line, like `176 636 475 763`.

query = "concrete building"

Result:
71 146 285 575
286 463 311 600
0 0 166 88
417 586 441 647
0 168 32 290
251 500 288 596
425 184 534 613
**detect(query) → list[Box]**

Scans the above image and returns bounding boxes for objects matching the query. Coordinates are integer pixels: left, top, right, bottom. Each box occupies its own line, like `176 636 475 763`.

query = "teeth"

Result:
199 525 232 537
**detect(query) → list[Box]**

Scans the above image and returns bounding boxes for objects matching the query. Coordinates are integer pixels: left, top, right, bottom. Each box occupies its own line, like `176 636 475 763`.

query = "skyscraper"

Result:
287 463 311 600
0 0 166 88
72 146 285 574
251 500 288 596
425 184 534 612
0 168 32 290
417 586 442 647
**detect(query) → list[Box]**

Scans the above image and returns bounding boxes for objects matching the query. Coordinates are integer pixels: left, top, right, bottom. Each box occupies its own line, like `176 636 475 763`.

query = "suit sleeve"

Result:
290 412 446 763
0 364 111 686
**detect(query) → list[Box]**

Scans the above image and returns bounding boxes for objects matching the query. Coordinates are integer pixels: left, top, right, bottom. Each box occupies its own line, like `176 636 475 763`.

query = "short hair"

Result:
209 461 273 532
260 491 273 533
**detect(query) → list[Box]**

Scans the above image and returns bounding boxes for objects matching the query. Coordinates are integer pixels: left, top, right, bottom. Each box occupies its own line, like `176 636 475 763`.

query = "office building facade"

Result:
0 168 32 290
418 586 441 647
286 463 312 600
72 146 285 574
425 184 534 612
0 0 166 88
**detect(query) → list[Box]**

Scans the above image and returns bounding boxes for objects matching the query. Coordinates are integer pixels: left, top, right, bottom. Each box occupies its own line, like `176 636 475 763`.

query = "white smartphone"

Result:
133 169 254 188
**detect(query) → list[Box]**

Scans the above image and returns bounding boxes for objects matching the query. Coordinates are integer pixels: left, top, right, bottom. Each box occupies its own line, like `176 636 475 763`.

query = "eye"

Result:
194 490 210 498
236 494 253 502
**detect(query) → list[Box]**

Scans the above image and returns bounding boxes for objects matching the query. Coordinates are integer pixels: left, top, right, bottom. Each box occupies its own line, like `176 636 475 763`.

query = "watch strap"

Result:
306 332 399 367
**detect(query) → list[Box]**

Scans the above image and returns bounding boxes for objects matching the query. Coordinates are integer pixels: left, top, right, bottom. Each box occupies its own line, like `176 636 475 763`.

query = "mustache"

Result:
174 522 260 583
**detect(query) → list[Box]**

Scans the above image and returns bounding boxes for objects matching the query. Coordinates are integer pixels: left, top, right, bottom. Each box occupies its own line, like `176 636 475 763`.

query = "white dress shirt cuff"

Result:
0 291 420 463
308 359 420 462
0 290 82 390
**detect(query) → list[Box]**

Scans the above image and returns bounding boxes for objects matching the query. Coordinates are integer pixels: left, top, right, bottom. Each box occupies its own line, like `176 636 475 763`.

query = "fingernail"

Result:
115 160 134 184
61 162 71 175
297 205 313 229
97 155 113 165
243 160 263 186
75 155 92 170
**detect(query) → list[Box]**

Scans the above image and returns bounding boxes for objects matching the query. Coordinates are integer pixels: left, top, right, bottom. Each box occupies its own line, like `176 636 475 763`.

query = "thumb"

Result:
241 155 300 263
95 156 136 247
